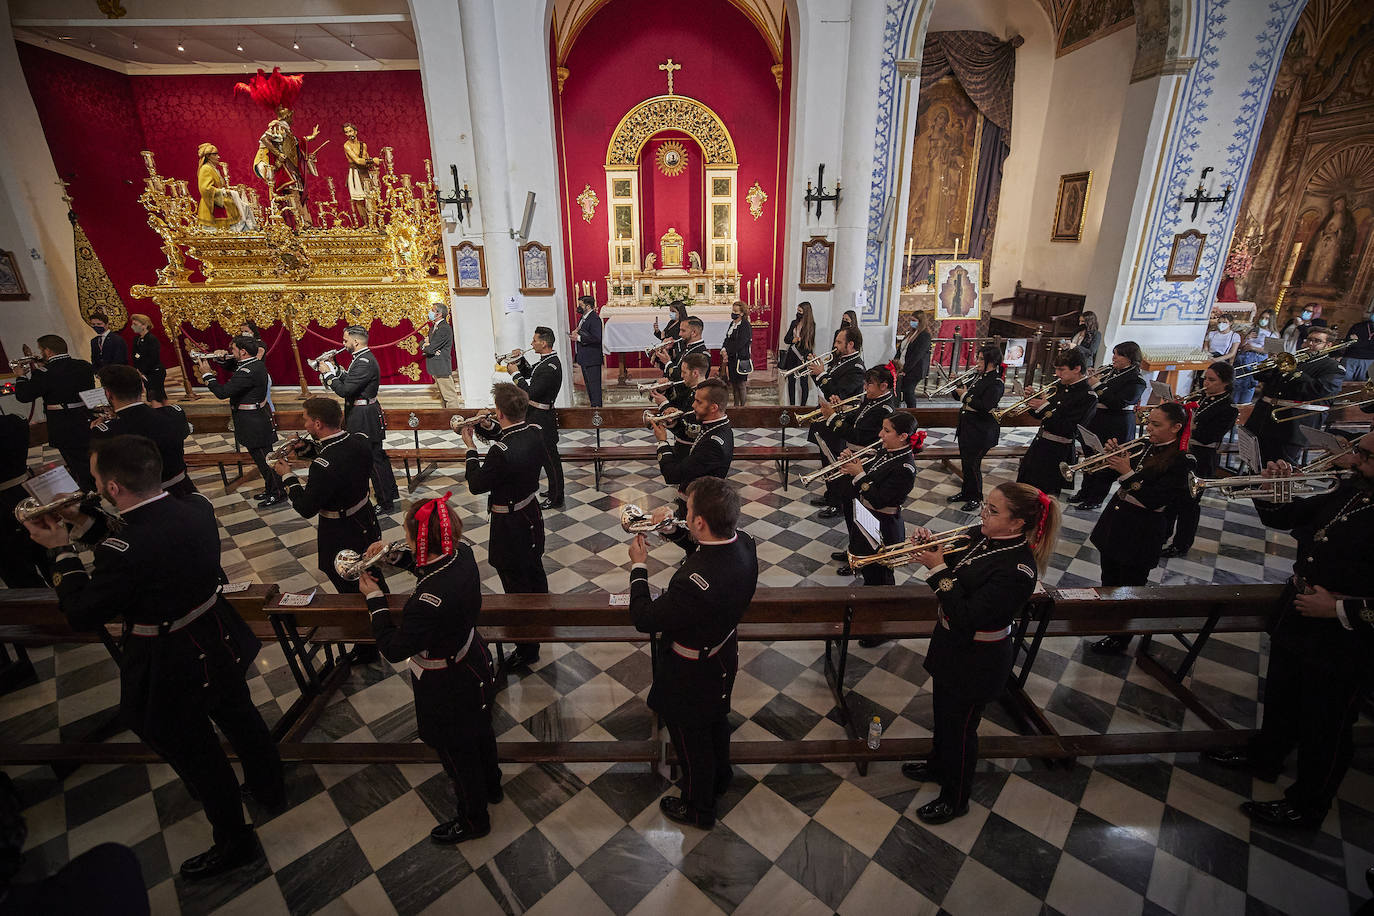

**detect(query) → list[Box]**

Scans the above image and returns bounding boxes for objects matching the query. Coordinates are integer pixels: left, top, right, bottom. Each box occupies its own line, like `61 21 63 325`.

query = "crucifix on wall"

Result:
659 58 681 95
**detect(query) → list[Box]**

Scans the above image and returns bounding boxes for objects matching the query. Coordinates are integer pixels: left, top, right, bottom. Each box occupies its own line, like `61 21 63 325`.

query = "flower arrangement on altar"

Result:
651 287 694 308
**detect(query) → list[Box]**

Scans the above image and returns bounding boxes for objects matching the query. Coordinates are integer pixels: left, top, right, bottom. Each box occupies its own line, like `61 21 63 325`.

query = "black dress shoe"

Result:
512 645 541 666
430 817 491 844
830 550 848 562
960 500 982 513
659 795 714 829
488 784 505 805
1160 544 1188 559
251 490 268 500
818 506 841 519
1202 749 1279 782
539 498 564 510
857 637 887 648
836 565 854 577
1241 799 1324 829
540 491 550 499
257 493 286 508
1072 501 1101 511
179 836 262 881
946 493 969 504
916 798 968 825
345 645 380 665
377 503 395 514
1090 635 1130 655
809 496 830 508
901 760 937 782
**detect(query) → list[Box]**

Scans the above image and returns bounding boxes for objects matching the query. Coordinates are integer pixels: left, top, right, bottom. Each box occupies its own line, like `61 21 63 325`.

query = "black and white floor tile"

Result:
2 424 1371 915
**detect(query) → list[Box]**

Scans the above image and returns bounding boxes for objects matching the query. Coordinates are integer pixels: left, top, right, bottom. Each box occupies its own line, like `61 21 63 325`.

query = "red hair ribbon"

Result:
1034 489 1051 545
998 362 1008 379
413 491 454 566
1178 401 1198 451
884 360 899 390
909 429 927 452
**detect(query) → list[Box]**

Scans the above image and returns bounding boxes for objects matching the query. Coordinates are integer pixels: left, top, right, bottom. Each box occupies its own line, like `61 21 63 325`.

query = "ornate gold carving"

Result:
655 141 688 177
395 333 420 356
771 63 784 90
556 67 570 94
577 184 600 222
606 96 737 167
746 181 768 220
73 217 128 330
396 363 421 382
660 228 684 268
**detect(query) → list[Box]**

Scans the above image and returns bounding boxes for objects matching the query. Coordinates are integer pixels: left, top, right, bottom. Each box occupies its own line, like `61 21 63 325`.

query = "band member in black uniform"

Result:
1204 433 1374 828
651 378 733 556
825 367 897 557
1162 362 1238 558
88 311 128 370
1068 342 1148 510
651 352 710 458
361 495 501 844
14 334 96 489
898 312 933 407
901 482 1060 824
509 326 565 510
627 476 759 828
462 383 548 664
198 336 285 507
722 300 753 406
779 301 816 405
650 301 689 374
1015 347 1097 496
666 318 709 382
23 435 284 880
0 414 49 587
319 326 400 512
949 345 1005 511
1243 325 1345 464
808 327 866 518
836 411 919 594
91 365 196 497
1088 402 1194 654
129 313 167 401
422 301 459 408
572 295 604 407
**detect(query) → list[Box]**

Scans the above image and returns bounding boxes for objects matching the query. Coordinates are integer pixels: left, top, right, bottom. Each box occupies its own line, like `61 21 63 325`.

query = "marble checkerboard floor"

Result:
2 424 1371 916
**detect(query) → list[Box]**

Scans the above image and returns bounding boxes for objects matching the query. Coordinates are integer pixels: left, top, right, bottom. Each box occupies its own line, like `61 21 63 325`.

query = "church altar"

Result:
601 304 735 352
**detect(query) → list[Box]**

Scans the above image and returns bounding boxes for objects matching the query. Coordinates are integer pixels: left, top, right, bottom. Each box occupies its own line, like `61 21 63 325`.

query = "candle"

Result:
905 237 913 263
955 236 961 258
764 278 769 307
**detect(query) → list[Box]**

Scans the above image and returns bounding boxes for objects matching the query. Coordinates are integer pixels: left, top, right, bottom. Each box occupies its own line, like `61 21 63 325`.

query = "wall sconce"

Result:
803 163 841 220
1178 166 1230 222
437 164 473 225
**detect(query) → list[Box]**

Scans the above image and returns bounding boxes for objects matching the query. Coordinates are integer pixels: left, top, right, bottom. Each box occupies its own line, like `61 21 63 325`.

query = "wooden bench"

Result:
989 281 1086 338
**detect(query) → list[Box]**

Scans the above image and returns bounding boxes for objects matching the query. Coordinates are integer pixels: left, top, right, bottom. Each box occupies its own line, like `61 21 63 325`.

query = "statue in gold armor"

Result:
234 67 319 228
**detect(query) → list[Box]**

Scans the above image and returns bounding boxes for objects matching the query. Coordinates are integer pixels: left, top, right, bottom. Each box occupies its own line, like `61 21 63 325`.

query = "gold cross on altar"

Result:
659 58 681 95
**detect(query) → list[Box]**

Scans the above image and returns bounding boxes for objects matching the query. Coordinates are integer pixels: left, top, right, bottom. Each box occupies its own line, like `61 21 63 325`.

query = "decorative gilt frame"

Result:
450 241 488 296
518 240 554 296
1165 229 1207 281
799 236 835 291
0 249 30 301
1051 171 1092 242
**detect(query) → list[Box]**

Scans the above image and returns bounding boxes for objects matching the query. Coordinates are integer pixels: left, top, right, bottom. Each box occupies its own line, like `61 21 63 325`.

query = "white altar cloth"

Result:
600 305 733 353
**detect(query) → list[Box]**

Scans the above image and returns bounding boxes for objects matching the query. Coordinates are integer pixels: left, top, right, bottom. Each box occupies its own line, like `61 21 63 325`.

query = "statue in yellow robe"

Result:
196 143 241 228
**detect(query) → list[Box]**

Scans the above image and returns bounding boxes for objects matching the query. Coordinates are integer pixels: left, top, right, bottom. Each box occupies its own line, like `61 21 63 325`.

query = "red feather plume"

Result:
233 67 305 112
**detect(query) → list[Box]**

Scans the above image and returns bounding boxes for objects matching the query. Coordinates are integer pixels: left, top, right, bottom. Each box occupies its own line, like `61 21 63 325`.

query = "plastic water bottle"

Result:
866 716 882 749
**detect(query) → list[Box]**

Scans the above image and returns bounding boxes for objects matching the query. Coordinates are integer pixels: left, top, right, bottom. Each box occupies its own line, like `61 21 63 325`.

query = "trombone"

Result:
1302 441 1359 474
1186 469 1354 502
992 379 1062 423
780 350 835 379
620 504 682 537
1273 381 1374 421
927 367 979 398
334 539 409 581
449 411 496 431
1058 435 1149 481
797 392 864 423
307 347 345 371
1234 340 1353 379
848 523 981 569
643 407 688 426
14 492 91 523
799 442 881 485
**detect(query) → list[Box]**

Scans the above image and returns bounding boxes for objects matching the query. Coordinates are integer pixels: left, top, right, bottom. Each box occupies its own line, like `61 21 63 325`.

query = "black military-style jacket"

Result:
91 403 193 494
131 333 164 387
14 354 95 450
667 340 709 382
1087 367 1147 446
630 532 759 725
837 446 916 516
284 431 375 518
817 353 865 401
924 532 1039 702
464 421 544 508
50 493 260 742
324 347 382 403
1032 378 1097 440
1187 393 1238 477
957 370 1004 452
832 392 895 449
513 353 563 410
1256 354 1345 403
203 356 276 450
1090 440 1192 563
658 415 732 493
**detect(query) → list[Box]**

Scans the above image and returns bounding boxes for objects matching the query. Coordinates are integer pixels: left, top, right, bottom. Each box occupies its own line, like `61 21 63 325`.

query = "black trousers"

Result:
1099 556 1154 587
787 374 811 406
0 498 50 587
1075 467 1118 505
534 417 565 502
58 446 94 491
245 446 284 497
902 378 922 408
580 363 602 407
957 446 989 501
434 718 501 828
141 675 283 847
367 437 399 508
930 678 986 809
0 842 149 914
667 715 732 820
1249 642 1366 815
1164 493 1203 552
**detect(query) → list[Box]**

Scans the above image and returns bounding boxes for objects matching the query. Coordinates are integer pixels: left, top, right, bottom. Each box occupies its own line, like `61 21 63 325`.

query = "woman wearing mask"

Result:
1071 311 1101 366
780 303 817 405
129 313 167 401
835 310 860 355
651 301 689 372
1232 327 1264 404
722 300 753 406
897 312 933 406
1161 362 1237 560
1279 305 1307 353
1205 317 1241 361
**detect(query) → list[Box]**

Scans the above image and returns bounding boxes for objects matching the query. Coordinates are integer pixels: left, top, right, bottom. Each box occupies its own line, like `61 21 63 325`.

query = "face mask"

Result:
1301 311 1312 320
1217 322 1229 332
1260 317 1270 326
795 311 802 319
92 325 105 334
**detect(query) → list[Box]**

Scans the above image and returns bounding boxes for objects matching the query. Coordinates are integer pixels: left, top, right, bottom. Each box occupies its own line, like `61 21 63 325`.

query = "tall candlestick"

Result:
955 237 961 259
1282 242 1301 285
764 278 769 307
905 237 913 263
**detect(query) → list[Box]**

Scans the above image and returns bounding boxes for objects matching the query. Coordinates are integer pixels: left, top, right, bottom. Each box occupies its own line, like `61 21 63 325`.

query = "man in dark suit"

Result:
571 295 603 407
88 312 128 370
14 334 96 489
422 302 458 408
319 326 400 512
92 364 196 497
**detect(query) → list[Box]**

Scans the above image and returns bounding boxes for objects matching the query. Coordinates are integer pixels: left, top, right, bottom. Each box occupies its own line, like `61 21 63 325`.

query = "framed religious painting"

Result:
934 260 982 320
0 250 29 301
799 236 835 290
450 241 488 296
906 77 983 255
1051 171 1092 242
518 240 554 296
1165 229 1207 281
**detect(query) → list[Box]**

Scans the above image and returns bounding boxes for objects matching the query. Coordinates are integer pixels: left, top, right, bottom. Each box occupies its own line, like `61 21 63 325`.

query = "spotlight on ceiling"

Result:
132 40 138 49
177 42 185 52
292 39 300 50
236 42 244 52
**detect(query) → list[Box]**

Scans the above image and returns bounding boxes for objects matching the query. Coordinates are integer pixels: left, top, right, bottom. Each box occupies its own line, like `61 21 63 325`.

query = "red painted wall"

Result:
552 0 790 366
18 44 436 388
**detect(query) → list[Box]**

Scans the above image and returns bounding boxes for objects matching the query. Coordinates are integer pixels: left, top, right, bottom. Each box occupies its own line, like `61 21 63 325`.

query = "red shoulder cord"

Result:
1179 402 1198 451
1034 489 1051 546
999 362 1008 379
413 491 454 566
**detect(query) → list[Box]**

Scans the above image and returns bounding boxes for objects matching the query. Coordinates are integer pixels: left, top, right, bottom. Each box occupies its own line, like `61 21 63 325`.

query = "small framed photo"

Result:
518 240 554 296
933 259 982 320
1003 338 1029 368
1165 229 1207 281
0 250 30 301
451 241 488 296
799 236 835 290
1051 171 1092 242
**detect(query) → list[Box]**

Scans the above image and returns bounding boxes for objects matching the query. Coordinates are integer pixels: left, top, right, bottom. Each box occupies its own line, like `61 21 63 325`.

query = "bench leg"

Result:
594 459 604 491
822 604 867 776
409 461 440 493
403 457 413 490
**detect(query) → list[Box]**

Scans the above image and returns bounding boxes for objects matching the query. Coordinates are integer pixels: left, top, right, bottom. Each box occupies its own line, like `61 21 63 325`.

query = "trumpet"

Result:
797 392 864 423
620 504 682 536
799 442 881 485
14 491 91 523
780 350 835 379
644 407 688 426
266 432 314 463
307 347 345 372
449 411 496 431
644 337 680 357
9 356 43 373
928 367 979 398
1059 435 1150 481
992 379 1062 423
333 539 409 581
637 378 676 393
1301 441 1359 474
1186 469 1354 502
1083 364 1119 388
495 348 523 364
848 523 982 569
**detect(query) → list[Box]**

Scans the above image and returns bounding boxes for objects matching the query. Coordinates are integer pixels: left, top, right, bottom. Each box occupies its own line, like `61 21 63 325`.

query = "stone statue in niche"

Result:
644 252 657 272
1299 195 1358 289
342 123 381 229
689 250 702 272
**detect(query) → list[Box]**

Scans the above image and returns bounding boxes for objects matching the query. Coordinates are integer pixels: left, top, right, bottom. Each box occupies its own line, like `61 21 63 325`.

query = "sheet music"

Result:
78 387 108 409
277 589 317 607
1299 425 1344 453
1263 337 1285 354
852 499 882 549
1149 380 1173 403
1236 427 1263 473
1077 425 1104 454
23 464 80 503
